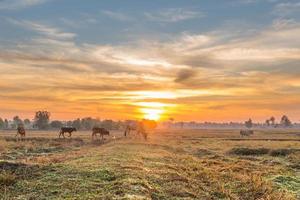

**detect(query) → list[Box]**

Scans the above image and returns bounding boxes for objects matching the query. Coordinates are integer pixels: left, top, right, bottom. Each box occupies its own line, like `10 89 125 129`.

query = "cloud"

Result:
8 19 76 40
102 10 133 21
174 69 198 83
273 2 300 16
1 15 300 120
145 8 204 23
0 0 47 10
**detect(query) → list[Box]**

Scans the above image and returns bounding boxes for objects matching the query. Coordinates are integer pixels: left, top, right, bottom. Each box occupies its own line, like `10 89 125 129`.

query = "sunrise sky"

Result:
0 0 300 122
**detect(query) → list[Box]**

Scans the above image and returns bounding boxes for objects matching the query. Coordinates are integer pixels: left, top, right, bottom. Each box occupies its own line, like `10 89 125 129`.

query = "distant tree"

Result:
81 117 94 130
34 111 51 130
245 118 253 129
0 118 4 129
24 119 31 125
13 116 23 126
270 116 275 125
72 118 81 130
280 115 292 127
4 119 9 129
50 120 63 129
265 119 270 126
102 120 113 130
66 121 73 127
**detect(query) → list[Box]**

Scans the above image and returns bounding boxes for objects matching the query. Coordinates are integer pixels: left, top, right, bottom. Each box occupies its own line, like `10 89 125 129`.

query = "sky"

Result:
0 0 300 122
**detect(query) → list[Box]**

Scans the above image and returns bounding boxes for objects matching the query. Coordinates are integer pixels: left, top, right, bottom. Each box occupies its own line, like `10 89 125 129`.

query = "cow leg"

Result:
69 132 72 138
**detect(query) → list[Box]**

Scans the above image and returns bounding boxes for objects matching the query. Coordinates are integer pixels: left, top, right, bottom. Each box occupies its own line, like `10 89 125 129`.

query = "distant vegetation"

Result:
0 111 157 131
0 111 297 130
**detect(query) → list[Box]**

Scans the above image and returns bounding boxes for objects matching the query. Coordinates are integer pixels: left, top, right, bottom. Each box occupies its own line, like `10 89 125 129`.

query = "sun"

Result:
140 108 163 121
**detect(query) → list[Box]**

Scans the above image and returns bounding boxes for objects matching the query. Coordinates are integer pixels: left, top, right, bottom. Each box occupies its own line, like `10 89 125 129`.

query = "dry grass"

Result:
0 129 299 199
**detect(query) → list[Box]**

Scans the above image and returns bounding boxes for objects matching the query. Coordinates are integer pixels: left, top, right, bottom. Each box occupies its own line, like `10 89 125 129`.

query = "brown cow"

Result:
92 127 110 140
16 126 26 138
59 127 77 138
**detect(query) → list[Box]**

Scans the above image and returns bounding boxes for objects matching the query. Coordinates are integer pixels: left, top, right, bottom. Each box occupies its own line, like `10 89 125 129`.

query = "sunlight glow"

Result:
140 108 163 120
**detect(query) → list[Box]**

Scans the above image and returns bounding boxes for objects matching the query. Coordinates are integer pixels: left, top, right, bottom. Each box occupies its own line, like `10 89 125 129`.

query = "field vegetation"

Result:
0 129 299 199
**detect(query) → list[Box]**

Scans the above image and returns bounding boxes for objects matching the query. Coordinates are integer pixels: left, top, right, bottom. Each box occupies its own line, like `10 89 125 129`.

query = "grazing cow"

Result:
240 130 254 137
124 123 147 140
16 126 26 138
92 127 110 140
124 125 136 137
59 127 77 138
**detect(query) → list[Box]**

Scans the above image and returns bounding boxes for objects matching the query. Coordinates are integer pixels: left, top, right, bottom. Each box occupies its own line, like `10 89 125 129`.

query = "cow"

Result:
92 127 110 140
124 125 136 137
16 126 26 138
124 123 147 140
59 127 77 138
240 130 254 137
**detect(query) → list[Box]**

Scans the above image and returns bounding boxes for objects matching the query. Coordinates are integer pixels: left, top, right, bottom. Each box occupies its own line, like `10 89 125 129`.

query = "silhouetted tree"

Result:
13 116 23 127
72 118 81 130
265 119 270 126
34 111 50 130
50 120 63 129
245 118 253 129
280 115 292 127
4 119 9 129
270 116 275 125
102 120 113 130
0 118 4 129
24 119 31 125
81 117 94 130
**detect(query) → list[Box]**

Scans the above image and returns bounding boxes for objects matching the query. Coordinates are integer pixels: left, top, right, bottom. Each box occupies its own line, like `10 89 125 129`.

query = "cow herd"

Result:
15 124 149 140
15 125 254 140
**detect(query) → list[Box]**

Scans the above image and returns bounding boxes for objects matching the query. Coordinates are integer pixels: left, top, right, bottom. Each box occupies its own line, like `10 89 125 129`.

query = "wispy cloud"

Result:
8 19 76 40
273 2 300 16
145 8 204 23
0 0 47 10
102 10 133 21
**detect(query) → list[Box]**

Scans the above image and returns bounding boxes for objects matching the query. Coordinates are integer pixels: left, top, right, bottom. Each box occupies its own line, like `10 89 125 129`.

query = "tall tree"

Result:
24 119 31 125
13 116 23 127
270 116 275 125
245 118 253 129
4 119 9 129
72 118 81 130
280 115 292 127
34 111 51 130
0 118 4 129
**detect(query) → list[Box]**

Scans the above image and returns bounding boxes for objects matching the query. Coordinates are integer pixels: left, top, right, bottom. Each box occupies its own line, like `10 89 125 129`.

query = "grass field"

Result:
0 129 299 200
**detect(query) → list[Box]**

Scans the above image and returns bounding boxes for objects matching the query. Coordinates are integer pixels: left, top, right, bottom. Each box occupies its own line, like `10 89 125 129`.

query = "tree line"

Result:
0 111 131 130
0 111 157 131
